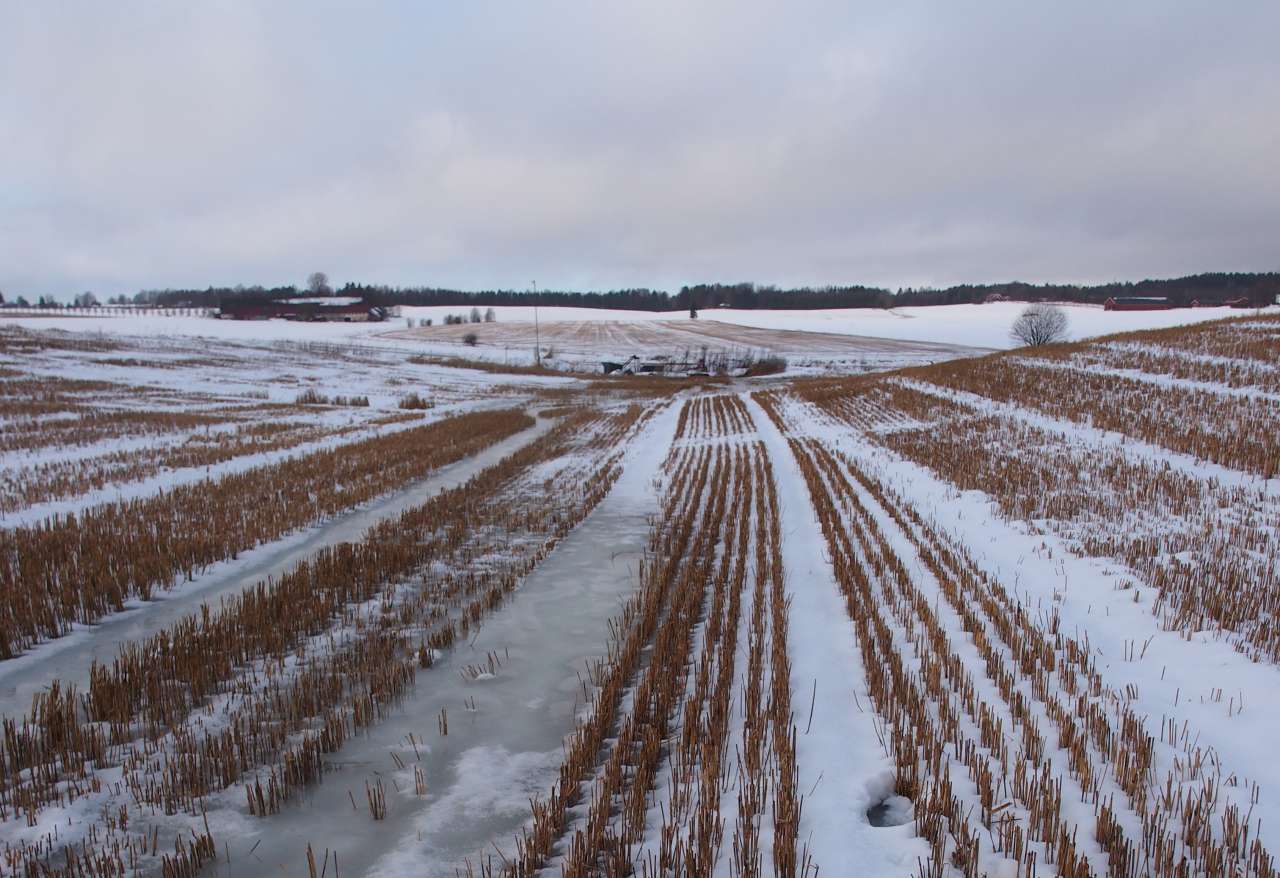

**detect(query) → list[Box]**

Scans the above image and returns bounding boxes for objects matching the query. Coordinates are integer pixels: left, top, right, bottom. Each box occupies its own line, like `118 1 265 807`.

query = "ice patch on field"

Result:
368 746 560 878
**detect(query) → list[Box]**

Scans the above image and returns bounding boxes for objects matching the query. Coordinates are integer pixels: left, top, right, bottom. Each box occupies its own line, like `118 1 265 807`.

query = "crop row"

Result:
503 402 801 877
0 407 534 659
788 376 966 434
0 379 233 452
0 413 425 514
0 403 657 876
782 317 1280 666
755 391 1275 877
880 410 1280 663
0 327 121 356
1108 314 1280 369
906 356 1280 478
673 393 758 440
1042 342 1280 396
0 328 512 458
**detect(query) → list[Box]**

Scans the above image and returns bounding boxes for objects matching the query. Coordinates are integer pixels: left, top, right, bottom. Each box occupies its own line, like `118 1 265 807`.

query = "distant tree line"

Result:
89 271 1280 311
889 273 1279 308
673 283 894 310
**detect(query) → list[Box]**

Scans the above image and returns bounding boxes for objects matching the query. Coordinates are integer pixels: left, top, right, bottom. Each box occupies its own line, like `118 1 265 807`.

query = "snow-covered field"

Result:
387 316 984 374
0 326 576 527
1 310 1278 877
3 300 1258 360
696 301 1262 349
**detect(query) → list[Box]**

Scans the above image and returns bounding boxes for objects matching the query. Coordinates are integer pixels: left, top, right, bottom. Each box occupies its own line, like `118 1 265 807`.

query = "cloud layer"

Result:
3 1 1278 297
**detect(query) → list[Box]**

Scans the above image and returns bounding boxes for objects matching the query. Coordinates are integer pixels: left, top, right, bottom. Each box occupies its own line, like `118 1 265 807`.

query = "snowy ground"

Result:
387 316 982 374
1 311 1277 876
0 326 578 523
4 300 1257 358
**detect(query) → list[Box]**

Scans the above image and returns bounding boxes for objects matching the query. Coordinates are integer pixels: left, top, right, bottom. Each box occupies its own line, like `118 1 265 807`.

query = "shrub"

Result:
745 355 787 377
463 332 479 346
399 392 432 410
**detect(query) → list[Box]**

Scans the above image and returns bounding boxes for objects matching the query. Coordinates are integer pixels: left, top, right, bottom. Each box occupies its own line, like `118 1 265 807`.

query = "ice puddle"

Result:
206 403 681 877
0 417 555 720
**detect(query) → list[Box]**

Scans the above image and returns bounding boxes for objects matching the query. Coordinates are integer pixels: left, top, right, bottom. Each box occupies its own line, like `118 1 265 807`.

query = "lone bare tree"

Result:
1010 303 1069 346
306 272 331 295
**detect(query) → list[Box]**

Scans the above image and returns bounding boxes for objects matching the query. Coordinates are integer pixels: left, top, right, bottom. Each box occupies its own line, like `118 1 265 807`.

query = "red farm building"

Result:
1103 296 1174 312
216 297 387 322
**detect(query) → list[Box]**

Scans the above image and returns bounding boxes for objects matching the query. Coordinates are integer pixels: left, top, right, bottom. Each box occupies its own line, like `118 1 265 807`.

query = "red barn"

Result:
217 297 385 322
1103 296 1174 311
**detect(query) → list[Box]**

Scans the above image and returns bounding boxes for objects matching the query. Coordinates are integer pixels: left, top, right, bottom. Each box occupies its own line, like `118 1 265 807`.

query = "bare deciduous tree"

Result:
1010 303 1069 346
306 272 331 295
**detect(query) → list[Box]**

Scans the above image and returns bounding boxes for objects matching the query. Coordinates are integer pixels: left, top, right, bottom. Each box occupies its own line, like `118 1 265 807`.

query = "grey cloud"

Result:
2 1 1277 298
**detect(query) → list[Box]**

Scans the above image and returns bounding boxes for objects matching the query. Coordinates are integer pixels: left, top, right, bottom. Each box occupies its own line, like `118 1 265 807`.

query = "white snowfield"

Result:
693 301 1260 349
2 299 1257 351
0 310 1277 876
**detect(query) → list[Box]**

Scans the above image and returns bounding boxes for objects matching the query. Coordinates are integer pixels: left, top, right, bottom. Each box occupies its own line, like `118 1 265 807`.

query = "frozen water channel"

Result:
203 401 681 878
0 416 555 720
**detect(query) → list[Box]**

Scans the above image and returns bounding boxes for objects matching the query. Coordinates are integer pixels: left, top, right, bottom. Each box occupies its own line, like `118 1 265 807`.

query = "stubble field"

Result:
0 308 1277 878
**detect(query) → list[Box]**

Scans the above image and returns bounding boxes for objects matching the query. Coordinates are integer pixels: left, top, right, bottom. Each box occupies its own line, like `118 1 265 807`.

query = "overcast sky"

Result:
3 1 1278 299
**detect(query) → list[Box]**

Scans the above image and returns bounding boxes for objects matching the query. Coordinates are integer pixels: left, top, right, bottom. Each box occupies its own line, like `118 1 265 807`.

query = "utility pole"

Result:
532 280 541 366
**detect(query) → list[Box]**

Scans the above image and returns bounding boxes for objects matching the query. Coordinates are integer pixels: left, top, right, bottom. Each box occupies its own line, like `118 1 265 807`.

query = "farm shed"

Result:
217 297 387 322
1103 296 1174 311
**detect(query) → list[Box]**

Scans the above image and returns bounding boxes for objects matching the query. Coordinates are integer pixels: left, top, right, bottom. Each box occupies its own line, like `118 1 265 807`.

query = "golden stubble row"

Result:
0 407 534 659
1051 342 1280 395
880 411 1280 663
0 404 658 877
0 413 424 513
755 389 1276 878
673 393 759 441
907 356 1280 478
785 316 1280 665
496 396 803 878
1101 314 1280 370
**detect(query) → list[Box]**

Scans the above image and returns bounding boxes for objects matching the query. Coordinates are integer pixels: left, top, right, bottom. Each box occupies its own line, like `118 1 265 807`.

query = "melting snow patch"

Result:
866 795 914 828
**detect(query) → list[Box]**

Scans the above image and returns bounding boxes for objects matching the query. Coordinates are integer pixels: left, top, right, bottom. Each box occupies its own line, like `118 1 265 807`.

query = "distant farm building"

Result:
1103 296 1174 312
216 297 388 322
601 352 736 377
